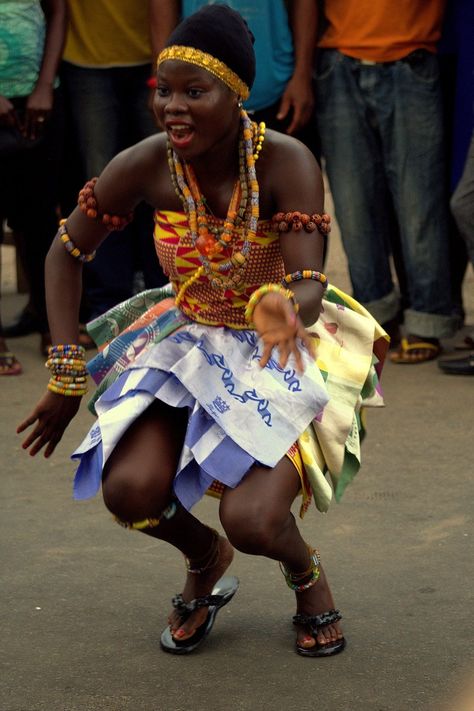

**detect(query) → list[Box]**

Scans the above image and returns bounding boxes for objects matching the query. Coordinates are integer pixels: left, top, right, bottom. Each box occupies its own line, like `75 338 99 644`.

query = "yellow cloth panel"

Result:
64 0 152 67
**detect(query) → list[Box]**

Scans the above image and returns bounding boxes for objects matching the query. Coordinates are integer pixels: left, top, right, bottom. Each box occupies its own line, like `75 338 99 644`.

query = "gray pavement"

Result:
1 227 474 711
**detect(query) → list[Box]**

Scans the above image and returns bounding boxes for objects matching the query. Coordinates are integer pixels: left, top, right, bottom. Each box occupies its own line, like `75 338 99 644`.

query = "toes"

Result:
316 624 340 645
170 610 207 640
316 628 331 646
296 628 316 649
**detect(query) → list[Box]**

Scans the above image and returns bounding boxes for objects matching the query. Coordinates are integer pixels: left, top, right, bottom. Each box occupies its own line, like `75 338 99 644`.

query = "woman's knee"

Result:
220 501 289 555
102 464 170 521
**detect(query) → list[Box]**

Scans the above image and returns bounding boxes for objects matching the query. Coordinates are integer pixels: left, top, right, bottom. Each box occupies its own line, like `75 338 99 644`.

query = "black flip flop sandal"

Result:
160 575 239 655
293 609 346 657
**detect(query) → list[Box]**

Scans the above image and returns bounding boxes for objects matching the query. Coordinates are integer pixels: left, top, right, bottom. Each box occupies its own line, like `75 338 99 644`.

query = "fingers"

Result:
276 95 290 122
286 104 302 135
23 110 48 140
16 413 38 434
21 424 63 458
259 341 274 369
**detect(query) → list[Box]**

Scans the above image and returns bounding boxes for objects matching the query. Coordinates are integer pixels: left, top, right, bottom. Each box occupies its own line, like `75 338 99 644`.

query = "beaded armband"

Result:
78 178 134 230
58 221 96 263
45 344 88 397
244 283 297 327
282 269 328 289
272 211 331 235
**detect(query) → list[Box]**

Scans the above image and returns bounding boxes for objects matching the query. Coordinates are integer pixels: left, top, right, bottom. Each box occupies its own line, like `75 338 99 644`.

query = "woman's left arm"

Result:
252 136 326 370
275 141 326 327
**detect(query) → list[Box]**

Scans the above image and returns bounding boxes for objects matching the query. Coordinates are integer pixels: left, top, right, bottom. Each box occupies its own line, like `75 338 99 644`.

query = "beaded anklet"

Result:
114 500 178 531
282 269 328 289
280 547 321 592
78 177 134 230
58 222 96 263
245 283 297 327
272 211 331 235
185 528 220 574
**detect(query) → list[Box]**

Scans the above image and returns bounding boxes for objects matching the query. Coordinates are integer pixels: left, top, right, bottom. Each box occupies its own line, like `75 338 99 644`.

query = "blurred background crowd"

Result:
1 0 473 375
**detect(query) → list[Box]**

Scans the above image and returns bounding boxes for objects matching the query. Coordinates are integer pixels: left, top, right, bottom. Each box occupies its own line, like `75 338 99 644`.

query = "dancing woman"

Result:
18 6 388 657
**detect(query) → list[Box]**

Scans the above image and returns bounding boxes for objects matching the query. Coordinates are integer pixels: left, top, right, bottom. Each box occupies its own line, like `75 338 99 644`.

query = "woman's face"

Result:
154 60 240 160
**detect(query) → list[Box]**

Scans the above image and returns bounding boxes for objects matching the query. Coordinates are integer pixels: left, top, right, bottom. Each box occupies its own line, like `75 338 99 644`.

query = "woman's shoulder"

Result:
263 129 318 164
257 129 323 209
115 132 169 171
97 132 176 207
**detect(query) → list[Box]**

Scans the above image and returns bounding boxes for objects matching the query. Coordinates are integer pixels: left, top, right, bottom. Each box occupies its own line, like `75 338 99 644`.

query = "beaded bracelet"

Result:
78 177 134 230
282 269 328 289
272 211 331 235
46 344 88 396
244 283 297 326
58 222 96 263
48 344 86 357
48 381 88 397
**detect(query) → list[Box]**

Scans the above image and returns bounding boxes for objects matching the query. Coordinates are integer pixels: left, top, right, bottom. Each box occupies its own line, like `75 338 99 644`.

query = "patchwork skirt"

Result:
72 284 388 515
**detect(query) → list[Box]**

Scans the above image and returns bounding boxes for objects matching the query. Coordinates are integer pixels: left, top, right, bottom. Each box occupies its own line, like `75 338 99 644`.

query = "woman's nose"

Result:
164 92 187 114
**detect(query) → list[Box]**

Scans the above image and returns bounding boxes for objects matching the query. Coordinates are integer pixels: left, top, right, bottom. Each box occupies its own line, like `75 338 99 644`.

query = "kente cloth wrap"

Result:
72 212 389 515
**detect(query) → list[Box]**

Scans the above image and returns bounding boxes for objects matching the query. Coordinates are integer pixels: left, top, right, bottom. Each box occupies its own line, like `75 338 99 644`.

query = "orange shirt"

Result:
318 0 447 62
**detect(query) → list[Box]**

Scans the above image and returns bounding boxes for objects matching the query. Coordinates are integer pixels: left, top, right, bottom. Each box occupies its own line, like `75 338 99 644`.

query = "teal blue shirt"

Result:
0 0 46 98
181 1 295 111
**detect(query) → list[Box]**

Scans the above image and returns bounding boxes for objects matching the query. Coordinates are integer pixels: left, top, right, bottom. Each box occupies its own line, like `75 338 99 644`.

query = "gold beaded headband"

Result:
157 45 250 100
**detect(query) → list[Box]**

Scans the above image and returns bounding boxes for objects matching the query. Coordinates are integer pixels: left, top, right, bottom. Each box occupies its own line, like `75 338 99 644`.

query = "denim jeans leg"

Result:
381 54 457 338
315 51 399 325
451 130 474 266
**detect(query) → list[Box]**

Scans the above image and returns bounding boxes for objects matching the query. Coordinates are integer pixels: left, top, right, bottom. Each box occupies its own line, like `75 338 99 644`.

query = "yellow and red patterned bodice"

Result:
153 210 285 328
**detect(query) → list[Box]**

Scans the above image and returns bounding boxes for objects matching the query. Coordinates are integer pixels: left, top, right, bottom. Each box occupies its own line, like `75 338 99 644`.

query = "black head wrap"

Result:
158 4 256 99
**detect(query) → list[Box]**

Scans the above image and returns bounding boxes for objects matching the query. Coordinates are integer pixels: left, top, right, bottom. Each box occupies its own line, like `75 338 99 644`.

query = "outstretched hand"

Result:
17 391 81 458
252 292 316 372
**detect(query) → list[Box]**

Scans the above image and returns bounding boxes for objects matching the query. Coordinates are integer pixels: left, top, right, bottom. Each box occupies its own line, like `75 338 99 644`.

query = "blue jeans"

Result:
61 62 167 319
316 49 458 338
451 130 474 266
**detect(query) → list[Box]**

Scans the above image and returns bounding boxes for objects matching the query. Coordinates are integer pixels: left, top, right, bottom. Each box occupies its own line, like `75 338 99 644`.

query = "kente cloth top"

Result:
154 210 285 329
318 0 446 63
0 0 54 98
64 0 152 68
181 0 294 112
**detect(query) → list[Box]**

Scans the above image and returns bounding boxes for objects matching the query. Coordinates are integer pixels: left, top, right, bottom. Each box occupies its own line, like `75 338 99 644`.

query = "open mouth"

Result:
167 124 195 149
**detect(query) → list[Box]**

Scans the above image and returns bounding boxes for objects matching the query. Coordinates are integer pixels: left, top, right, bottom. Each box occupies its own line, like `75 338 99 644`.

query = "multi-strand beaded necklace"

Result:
167 109 265 299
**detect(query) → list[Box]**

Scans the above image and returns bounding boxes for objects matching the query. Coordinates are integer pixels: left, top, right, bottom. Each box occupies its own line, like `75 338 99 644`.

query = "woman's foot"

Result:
168 534 234 641
0 337 22 376
293 563 344 651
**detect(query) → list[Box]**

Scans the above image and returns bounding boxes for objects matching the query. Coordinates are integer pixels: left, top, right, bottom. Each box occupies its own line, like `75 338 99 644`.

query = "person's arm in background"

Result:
147 0 180 107
23 0 66 140
277 0 318 135
149 0 180 63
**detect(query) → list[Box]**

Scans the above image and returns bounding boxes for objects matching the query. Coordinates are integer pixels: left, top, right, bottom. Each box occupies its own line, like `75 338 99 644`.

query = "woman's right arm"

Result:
17 137 163 456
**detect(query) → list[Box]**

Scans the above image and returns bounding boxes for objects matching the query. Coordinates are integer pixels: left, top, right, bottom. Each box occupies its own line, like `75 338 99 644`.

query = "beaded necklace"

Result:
168 110 264 294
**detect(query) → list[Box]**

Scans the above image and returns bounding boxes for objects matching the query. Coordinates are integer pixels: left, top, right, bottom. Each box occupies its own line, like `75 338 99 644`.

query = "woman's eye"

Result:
157 86 169 97
188 88 203 98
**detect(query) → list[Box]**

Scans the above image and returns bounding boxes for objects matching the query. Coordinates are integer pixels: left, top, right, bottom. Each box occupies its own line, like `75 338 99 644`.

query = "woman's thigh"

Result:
102 400 188 517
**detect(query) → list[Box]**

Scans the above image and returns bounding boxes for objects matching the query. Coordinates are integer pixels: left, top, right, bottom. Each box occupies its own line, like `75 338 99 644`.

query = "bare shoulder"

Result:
258 129 324 214
94 133 173 210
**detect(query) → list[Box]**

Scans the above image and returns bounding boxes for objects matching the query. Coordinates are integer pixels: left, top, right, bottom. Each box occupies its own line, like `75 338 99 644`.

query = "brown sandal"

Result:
0 351 22 375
